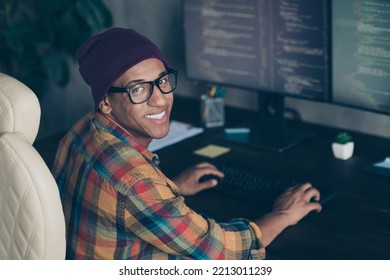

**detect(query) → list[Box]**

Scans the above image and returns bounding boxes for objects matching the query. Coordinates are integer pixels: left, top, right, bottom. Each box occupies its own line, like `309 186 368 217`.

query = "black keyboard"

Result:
213 162 336 205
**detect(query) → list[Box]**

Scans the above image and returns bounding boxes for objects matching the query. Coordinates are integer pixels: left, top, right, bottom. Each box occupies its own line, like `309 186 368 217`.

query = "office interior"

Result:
1 0 389 260
38 0 390 140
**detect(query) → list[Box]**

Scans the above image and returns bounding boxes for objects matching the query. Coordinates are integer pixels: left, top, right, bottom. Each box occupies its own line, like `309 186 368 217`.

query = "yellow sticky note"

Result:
193 144 231 158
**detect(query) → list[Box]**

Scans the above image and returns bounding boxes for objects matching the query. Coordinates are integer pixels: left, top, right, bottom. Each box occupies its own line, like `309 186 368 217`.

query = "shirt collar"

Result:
93 112 157 163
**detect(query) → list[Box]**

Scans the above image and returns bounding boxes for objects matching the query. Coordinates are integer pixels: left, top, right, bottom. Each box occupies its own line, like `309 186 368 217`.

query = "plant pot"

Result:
332 142 354 160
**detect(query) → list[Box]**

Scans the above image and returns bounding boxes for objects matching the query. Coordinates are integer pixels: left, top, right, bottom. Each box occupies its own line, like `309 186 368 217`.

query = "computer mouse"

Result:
198 174 222 183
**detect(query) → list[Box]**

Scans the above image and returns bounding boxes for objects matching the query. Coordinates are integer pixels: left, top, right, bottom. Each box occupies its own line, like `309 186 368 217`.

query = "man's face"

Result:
101 58 173 147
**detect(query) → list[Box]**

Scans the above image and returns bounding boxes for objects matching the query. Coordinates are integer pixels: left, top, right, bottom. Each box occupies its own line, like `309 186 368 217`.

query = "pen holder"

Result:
200 95 225 128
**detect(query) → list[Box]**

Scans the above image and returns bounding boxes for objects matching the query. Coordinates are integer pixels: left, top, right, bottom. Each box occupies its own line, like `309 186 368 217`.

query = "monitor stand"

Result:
221 92 314 153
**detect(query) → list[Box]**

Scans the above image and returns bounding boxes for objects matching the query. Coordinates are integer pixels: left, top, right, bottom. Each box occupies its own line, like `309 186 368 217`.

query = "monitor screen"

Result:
183 0 330 152
184 0 330 101
332 0 390 115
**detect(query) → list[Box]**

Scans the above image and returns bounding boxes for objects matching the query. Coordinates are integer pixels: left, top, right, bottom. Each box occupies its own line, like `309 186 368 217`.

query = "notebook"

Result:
365 157 390 178
148 120 204 152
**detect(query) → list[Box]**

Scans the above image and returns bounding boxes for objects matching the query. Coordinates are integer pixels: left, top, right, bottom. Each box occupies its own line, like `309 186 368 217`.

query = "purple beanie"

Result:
77 27 170 109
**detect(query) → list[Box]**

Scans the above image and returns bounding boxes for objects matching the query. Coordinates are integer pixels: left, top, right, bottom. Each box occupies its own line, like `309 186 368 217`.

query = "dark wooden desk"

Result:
35 96 390 260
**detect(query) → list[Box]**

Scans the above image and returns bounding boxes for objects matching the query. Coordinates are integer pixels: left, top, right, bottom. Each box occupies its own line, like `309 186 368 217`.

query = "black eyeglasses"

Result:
107 68 178 104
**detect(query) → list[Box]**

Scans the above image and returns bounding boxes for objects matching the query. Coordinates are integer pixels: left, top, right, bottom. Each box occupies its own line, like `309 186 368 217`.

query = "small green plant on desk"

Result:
332 132 354 160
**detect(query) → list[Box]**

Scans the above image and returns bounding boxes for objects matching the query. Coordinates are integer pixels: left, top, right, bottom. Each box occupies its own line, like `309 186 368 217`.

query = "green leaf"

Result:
16 53 48 97
59 7 92 57
26 23 52 46
335 132 353 144
29 0 73 14
75 0 112 29
42 52 70 87
3 24 29 55
3 23 49 55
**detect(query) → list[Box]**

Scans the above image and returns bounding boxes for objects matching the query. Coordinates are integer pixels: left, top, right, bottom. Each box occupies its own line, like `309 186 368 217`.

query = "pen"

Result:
209 86 217 98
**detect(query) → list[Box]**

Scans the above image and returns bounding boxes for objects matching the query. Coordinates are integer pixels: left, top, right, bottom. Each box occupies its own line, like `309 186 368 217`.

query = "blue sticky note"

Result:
373 157 390 169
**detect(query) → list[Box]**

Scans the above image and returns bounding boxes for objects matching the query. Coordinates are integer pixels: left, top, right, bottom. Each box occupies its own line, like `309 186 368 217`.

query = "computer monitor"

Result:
332 1 390 115
183 0 330 152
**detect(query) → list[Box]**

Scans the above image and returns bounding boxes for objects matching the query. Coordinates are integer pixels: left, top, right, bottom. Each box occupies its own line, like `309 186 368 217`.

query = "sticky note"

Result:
193 144 231 158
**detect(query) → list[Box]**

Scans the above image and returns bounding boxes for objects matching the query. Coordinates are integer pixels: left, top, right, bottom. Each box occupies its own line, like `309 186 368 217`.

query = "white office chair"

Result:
0 73 66 259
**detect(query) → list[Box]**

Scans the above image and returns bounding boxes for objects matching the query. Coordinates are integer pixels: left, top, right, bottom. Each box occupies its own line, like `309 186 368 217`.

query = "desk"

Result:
35 96 390 260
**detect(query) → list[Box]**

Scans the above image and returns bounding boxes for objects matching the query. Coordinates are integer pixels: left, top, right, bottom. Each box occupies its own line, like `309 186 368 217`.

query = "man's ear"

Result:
98 96 112 114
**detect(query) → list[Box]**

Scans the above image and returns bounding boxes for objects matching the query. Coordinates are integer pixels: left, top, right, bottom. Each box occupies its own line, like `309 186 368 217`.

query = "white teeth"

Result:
145 111 166 120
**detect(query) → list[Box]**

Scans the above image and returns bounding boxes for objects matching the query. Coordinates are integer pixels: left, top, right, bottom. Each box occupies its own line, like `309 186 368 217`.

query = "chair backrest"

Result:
0 73 66 259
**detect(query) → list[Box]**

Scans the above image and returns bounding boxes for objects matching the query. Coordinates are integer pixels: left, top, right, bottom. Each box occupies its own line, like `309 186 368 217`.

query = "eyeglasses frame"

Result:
107 68 178 104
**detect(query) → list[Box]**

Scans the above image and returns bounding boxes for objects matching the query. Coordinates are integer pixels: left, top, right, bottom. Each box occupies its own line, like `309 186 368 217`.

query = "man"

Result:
52 27 322 260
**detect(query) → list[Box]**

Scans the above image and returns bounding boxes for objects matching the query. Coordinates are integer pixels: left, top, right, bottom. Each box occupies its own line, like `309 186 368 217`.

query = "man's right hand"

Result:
254 183 322 247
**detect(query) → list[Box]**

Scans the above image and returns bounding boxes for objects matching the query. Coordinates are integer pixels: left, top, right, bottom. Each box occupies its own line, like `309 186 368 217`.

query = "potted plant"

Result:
0 0 112 98
332 132 354 160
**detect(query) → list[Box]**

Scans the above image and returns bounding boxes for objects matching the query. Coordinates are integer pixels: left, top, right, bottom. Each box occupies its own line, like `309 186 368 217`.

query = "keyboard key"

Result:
214 162 336 205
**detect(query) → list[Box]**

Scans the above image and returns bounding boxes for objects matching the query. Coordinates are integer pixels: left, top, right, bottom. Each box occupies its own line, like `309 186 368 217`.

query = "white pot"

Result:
332 142 354 160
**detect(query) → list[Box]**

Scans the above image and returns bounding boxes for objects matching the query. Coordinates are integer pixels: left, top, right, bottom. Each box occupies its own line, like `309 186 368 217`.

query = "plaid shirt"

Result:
52 112 265 259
